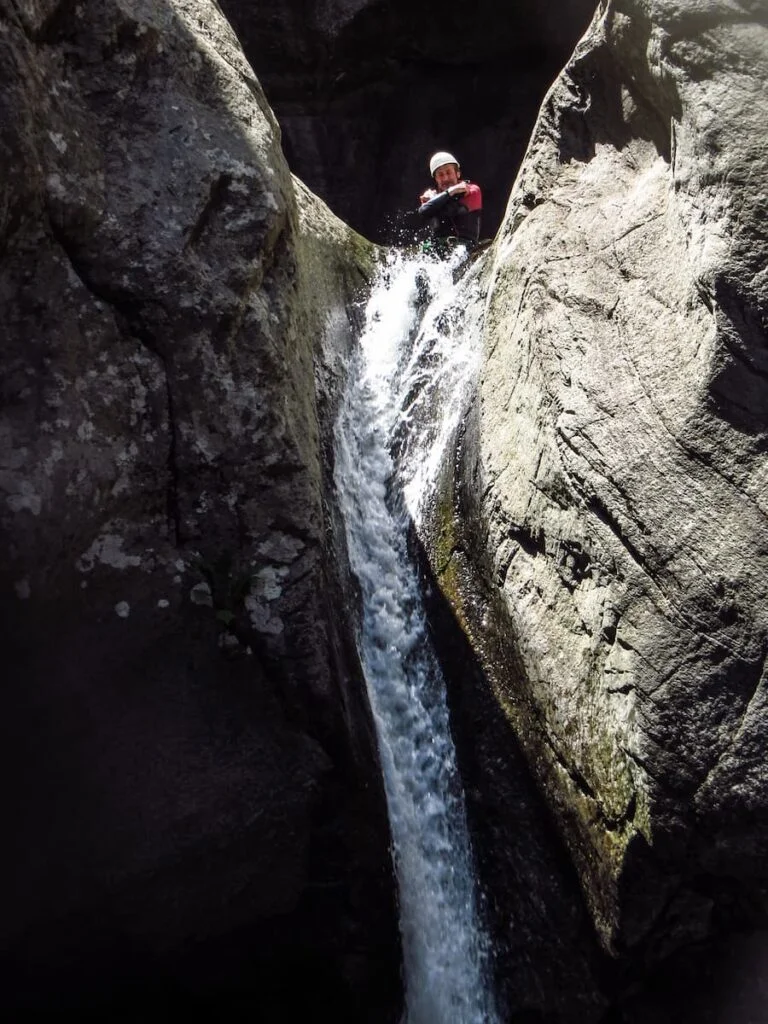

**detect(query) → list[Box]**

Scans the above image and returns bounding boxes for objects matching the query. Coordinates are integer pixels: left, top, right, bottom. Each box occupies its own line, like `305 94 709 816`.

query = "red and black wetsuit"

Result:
417 181 483 243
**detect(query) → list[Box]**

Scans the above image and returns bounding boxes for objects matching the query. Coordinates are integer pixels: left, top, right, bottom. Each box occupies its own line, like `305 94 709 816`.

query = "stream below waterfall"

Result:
334 249 499 1024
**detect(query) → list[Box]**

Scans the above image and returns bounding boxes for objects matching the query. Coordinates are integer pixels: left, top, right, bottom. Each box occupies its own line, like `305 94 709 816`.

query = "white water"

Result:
334 249 498 1023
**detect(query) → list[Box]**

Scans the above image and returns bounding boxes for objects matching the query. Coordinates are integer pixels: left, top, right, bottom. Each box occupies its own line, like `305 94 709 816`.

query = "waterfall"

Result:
334 249 498 1024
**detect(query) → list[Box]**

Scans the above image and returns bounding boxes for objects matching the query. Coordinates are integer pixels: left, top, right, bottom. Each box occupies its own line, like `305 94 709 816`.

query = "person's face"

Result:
434 163 460 191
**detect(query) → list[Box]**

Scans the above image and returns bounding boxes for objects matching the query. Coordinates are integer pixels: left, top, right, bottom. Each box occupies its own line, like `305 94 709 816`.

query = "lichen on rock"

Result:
0 0 396 1015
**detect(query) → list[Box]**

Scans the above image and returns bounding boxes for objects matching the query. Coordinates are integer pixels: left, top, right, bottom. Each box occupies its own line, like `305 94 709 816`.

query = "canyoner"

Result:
413 149 490 271
334 247 499 1023
418 150 483 247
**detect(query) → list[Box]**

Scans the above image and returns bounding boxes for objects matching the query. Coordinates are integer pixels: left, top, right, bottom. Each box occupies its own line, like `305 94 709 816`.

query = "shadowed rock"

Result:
0 0 398 1016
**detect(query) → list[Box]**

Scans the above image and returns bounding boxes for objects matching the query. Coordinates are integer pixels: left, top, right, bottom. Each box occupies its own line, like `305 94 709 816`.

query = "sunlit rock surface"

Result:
429 0 768 971
0 0 398 1015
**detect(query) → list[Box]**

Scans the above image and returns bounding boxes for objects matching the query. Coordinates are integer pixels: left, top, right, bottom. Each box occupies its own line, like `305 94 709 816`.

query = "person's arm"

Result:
418 182 470 219
418 189 453 219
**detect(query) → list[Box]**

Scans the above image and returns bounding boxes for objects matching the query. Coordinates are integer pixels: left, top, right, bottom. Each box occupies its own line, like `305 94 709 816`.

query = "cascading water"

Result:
334 249 498 1023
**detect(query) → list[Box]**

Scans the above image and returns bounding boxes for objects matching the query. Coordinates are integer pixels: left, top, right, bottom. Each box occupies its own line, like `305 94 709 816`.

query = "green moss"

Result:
424 462 645 951
293 174 382 295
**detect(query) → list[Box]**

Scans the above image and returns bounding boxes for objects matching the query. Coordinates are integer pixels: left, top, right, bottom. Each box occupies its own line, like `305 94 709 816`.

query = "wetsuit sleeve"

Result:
417 190 454 219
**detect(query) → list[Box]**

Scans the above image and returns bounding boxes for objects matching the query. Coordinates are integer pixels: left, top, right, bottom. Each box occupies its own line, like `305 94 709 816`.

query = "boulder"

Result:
428 0 768 965
0 0 398 1016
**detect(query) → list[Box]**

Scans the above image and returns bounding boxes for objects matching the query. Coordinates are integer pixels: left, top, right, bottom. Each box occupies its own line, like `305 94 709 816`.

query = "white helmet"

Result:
429 151 460 177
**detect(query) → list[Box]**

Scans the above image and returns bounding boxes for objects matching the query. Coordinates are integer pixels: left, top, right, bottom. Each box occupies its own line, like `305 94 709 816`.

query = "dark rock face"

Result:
422 0 768 1016
0 0 398 1016
219 0 598 242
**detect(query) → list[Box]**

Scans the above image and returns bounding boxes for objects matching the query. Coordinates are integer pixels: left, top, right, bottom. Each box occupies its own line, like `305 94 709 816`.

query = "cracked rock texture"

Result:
427 0 768 979
0 0 398 1017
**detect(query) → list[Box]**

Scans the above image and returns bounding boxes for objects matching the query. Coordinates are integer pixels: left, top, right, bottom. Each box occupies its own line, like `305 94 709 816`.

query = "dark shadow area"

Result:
0 593 399 1021
552 38 676 167
220 0 599 243
707 282 768 438
613 928 768 1024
